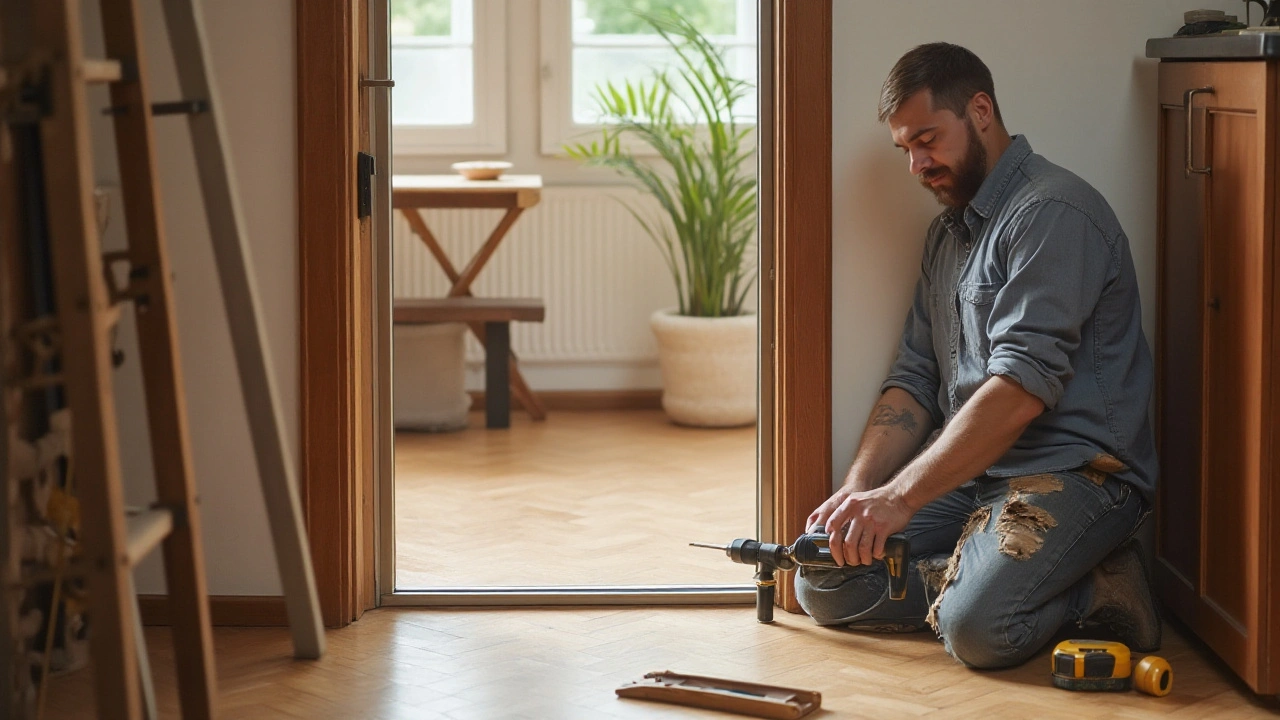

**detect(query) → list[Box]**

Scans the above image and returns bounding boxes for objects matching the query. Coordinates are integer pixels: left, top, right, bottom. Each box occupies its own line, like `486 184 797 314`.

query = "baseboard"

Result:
469 389 662 412
139 594 289 627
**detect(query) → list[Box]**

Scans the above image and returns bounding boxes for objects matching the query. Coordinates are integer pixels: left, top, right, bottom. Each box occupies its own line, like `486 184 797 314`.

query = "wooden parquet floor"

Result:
394 410 757 588
46 606 1279 718
42 410 1279 717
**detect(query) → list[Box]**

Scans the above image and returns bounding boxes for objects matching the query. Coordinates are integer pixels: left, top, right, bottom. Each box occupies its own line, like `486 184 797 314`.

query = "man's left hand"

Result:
823 485 914 567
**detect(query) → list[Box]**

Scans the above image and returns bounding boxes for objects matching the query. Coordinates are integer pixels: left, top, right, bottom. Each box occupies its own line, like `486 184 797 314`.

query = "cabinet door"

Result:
1156 61 1274 694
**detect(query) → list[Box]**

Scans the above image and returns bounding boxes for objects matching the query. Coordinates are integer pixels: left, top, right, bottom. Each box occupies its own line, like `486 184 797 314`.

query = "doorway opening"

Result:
377 0 764 600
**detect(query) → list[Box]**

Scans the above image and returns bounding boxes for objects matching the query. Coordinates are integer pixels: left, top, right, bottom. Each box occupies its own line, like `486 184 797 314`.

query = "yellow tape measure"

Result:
1050 640 1171 697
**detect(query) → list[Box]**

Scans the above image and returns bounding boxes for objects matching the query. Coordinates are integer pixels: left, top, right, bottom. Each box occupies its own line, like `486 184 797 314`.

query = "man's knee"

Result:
934 602 1038 669
795 566 885 626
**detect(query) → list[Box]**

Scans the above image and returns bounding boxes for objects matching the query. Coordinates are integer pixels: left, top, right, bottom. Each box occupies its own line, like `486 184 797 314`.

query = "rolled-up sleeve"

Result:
881 255 944 427
986 200 1114 410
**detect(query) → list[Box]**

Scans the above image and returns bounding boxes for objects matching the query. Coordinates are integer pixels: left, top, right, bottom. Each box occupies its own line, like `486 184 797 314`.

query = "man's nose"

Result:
909 149 932 176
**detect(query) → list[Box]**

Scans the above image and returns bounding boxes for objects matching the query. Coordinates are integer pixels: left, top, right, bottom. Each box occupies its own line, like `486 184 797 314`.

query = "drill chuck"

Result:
725 538 796 570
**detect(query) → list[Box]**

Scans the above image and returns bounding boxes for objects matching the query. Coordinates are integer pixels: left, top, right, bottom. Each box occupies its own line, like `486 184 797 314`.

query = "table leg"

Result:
485 321 510 429
401 208 546 421
402 209 459 278
506 355 546 420
447 208 523 298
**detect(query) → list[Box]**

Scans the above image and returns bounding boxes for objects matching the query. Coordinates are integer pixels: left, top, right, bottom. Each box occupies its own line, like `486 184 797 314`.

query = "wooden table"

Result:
392 174 546 421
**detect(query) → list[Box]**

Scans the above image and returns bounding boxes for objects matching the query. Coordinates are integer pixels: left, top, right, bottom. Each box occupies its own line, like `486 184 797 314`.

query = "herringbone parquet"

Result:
42 411 1280 717
45 606 1279 718
394 410 757 588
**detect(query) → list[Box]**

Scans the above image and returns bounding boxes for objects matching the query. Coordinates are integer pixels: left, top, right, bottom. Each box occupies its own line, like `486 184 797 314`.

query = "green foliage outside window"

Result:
581 0 735 35
391 0 452 37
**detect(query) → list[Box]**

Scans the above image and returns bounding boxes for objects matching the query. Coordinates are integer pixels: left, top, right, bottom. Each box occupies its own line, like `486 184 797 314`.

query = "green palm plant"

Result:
564 14 756 318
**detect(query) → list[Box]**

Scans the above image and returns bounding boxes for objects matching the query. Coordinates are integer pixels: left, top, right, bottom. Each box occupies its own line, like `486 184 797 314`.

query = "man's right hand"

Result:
806 484 857 538
806 457 882 539
807 482 914 567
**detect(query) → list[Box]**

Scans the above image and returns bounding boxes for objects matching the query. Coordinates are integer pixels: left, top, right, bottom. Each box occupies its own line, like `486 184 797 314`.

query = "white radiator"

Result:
393 186 677 367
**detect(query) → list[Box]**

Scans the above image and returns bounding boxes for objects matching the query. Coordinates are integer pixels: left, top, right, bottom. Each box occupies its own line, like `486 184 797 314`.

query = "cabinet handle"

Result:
1185 86 1214 177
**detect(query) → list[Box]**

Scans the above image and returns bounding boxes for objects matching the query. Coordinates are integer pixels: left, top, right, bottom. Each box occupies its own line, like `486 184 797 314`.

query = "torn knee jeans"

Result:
795 466 1146 669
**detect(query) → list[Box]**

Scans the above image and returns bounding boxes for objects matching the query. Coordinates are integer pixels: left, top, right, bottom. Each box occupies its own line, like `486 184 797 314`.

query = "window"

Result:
392 0 506 155
539 0 757 155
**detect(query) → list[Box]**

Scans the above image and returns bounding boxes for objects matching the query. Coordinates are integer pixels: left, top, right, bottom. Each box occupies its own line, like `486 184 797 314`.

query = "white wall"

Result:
86 1 296 595
75 0 1217 594
830 1 1239 489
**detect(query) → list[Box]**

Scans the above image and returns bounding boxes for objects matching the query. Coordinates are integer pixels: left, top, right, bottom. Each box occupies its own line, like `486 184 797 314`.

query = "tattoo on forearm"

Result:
870 404 919 435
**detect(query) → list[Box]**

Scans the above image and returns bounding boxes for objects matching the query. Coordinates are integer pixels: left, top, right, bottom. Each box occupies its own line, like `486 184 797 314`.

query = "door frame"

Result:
296 0 831 626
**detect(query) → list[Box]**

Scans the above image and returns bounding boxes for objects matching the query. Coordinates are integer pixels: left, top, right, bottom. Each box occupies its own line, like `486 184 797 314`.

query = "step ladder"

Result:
1 0 326 717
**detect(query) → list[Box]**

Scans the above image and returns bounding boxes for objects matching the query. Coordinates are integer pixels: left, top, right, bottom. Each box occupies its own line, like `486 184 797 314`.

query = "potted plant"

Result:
566 14 757 427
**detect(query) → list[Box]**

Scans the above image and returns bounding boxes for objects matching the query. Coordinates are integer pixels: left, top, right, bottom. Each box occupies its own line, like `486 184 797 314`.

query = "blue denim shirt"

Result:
881 135 1158 502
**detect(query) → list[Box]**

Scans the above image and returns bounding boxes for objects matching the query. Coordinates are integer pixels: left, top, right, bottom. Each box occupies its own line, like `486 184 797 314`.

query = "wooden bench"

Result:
393 297 545 429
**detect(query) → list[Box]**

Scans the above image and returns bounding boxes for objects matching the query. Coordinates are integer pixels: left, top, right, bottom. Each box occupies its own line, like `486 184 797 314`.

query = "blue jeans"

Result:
794 470 1149 669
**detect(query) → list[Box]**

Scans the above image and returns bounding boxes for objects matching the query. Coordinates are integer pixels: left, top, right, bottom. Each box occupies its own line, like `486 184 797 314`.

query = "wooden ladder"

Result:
2 0 325 717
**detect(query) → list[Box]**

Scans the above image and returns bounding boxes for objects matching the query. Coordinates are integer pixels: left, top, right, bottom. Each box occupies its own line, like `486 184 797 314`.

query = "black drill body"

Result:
701 532 909 623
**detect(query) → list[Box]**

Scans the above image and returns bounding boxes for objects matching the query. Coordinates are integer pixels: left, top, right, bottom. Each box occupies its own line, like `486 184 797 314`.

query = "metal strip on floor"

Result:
382 585 755 607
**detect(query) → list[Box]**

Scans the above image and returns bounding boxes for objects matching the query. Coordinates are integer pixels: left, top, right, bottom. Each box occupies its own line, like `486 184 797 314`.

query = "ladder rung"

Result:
15 557 87 588
16 372 64 392
82 59 123 84
125 508 173 566
104 302 123 330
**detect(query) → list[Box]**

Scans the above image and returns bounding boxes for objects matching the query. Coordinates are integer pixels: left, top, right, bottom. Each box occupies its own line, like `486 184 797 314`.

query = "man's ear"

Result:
968 92 995 132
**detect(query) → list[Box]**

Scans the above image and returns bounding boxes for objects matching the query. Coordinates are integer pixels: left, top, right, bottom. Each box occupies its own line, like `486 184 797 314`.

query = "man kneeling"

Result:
797 43 1160 669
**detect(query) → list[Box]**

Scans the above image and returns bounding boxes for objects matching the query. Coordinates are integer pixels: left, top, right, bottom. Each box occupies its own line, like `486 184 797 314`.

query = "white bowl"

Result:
451 161 513 181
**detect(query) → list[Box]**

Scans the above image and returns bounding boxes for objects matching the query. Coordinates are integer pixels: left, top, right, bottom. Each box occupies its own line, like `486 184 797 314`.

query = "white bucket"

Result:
393 322 470 432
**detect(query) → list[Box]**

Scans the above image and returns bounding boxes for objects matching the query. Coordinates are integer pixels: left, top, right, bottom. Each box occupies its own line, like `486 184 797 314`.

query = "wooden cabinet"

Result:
1156 60 1279 695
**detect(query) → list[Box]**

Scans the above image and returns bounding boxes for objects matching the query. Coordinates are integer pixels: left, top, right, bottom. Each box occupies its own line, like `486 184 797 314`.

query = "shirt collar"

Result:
968 134 1032 220
940 207 967 242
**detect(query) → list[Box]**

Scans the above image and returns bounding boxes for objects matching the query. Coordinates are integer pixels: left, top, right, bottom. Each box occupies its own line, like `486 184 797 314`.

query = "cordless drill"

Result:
692 531 910 623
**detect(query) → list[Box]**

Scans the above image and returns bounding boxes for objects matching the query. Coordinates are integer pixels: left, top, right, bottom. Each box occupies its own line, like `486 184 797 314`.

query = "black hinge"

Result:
357 151 375 219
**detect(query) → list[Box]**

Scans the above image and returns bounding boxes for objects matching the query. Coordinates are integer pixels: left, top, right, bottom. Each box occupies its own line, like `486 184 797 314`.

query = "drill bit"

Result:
689 542 729 550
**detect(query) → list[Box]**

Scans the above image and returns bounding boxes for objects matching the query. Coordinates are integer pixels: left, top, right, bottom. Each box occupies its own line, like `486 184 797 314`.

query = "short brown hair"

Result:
877 43 1003 124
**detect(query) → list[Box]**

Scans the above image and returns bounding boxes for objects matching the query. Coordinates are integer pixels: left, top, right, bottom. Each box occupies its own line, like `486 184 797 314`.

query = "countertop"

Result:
1147 32 1280 59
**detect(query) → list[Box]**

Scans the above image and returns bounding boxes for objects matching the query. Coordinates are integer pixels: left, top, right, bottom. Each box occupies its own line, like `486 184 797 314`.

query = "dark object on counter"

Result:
1176 20 1247 36
1245 0 1280 26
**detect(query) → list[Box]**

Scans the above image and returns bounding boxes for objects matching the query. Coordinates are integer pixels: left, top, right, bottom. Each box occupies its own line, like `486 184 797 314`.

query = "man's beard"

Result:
919 120 988 208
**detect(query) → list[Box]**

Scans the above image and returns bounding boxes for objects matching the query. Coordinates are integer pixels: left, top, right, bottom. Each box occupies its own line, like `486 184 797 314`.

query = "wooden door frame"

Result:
296 0 371 628
766 0 832 612
295 0 831 626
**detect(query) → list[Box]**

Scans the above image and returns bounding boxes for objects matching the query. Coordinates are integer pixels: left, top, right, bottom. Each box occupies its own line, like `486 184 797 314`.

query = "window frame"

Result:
392 0 507 156
538 0 756 156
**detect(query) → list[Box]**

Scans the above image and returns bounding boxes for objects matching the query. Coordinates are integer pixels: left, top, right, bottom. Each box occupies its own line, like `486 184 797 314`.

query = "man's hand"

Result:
806 484 914 567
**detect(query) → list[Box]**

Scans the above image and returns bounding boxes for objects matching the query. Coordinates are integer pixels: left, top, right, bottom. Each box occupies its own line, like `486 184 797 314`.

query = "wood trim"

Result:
297 0 371 628
1267 57 1280 698
295 0 832 620
139 595 289 627
771 1 832 613
356 0 378 619
468 390 663 413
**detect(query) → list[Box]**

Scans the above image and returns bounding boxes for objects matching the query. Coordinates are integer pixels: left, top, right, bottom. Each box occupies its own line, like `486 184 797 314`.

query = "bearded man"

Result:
796 42 1161 669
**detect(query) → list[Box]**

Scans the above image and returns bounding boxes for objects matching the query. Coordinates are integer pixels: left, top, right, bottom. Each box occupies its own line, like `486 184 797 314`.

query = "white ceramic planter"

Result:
650 308 758 427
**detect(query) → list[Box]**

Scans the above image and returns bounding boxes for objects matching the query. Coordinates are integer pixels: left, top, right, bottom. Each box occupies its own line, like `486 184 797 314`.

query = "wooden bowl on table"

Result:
451 161 512 181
